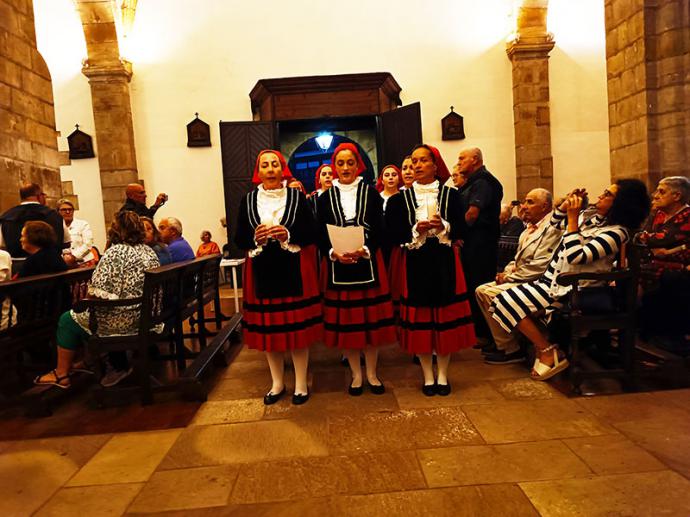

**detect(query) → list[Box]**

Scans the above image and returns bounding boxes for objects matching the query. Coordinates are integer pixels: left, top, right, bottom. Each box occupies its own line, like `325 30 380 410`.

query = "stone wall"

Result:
0 0 60 210
605 0 689 187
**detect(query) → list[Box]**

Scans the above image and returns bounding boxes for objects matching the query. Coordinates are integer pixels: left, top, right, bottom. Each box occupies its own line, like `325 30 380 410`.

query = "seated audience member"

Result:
196 230 221 257
17 221 68 278
119 183 168 218
475 189 561 363
158 217 195 262
638 176 690 350
496 202 527 271
57 199 96 267
490 180 650 380
0 249 12 330
34 211 160 389
141 216 172 266
0 183 69 258
449 163 466 189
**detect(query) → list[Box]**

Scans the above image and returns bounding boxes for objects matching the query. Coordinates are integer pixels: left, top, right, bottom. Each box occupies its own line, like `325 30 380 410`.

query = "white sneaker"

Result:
100 366 133 387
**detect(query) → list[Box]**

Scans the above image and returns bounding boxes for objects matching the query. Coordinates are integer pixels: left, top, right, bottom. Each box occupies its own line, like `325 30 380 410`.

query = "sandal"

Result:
34 369 71 389
531 345 569 381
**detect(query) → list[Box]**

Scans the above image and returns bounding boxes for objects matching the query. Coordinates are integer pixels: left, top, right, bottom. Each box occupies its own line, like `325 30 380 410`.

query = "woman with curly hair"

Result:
34 211 160 389
490 179 651 380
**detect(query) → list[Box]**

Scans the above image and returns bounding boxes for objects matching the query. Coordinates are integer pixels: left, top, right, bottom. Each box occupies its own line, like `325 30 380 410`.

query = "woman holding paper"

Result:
316 143 396 396
235 149 322 406
385 144 476 396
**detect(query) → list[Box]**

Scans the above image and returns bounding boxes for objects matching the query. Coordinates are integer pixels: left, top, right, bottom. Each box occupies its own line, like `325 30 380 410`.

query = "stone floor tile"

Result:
159 420 329 469
394 382 505 409
310 369 350 393
36 483 144 517
376 364 424 389
419 440 591 487
492 378 563 400
220 358 269 379
328 407 483 455
263 391 399 420
0 434 111 516
190 399 265 426
230 451 426 504
463 399 616 444
450 360 527 383
330 484 539 517
655 388 690 412
129 465 239 513
563 434 666 475
67 429 182 486
575 392 690 424
520 470 690 516
207 374 274 401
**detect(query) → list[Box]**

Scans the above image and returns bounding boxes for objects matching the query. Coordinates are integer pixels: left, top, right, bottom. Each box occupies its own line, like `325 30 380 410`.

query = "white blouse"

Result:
67 218 95 262
250 185 299 257
407 180 451 249
333 177 362 221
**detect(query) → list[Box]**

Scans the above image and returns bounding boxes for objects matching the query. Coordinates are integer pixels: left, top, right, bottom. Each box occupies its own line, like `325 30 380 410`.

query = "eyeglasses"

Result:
59 208 74 213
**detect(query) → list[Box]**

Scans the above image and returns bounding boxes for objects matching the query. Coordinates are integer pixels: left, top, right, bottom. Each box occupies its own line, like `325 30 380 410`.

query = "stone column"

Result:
0 0 61 211
77 0 139 225
506 2 555 200
605 0 689 187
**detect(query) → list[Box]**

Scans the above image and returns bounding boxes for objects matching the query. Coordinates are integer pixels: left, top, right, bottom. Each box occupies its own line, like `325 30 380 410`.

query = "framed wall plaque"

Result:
67 124 95 159
187 113 211 147
441 106 465 141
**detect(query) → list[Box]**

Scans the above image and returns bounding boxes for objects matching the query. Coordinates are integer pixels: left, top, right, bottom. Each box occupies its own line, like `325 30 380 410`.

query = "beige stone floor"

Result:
2 343 690 516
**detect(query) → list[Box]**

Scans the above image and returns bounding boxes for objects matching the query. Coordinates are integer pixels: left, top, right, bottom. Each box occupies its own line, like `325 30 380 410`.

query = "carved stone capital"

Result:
81 59 133 82
506 37 555 61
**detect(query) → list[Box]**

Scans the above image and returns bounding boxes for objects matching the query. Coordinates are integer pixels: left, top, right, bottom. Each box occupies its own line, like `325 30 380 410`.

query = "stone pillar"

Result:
506 2 555 199
76 0 139 225
605 0 689 188
0 0 61 211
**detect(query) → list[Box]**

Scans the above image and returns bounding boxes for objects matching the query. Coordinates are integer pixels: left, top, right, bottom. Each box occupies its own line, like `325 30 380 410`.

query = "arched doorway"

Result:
287 135 375 192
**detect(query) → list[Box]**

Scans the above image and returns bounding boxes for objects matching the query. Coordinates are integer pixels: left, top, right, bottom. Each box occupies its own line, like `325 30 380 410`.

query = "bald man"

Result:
119 183 168 218
456 147 503 341
475 188 563 364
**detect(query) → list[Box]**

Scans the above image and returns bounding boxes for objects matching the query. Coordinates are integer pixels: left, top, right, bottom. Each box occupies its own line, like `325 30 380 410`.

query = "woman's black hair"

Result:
606 178 651 230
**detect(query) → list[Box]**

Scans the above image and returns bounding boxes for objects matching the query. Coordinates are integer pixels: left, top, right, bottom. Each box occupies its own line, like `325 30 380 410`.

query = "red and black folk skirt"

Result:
321 251 396 349
243 245 323 352
398 245 476 355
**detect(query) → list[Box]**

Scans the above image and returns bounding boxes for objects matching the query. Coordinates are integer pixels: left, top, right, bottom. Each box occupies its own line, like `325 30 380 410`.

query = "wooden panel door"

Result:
378 102 422 168
219 121 275 258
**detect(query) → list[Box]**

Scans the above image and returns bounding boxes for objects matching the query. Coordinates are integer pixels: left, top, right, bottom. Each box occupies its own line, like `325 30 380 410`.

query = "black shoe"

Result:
484 350 526 365
292 391 310 405
412 355 421 365
369 383 385 395
340 355 349 367
481 343 499 355
348 384 363 396
436 382 451 396
422 383 436 396
263 387 286 405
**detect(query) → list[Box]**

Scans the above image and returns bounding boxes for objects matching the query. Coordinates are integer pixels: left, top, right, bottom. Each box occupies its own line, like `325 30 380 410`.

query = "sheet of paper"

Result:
327 224 364 255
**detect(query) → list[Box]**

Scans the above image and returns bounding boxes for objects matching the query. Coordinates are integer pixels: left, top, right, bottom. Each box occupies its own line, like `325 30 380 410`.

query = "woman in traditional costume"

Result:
316 143 396 395
385 144 476 396
309 164 336 213
376 164 402 212
235 150 322 405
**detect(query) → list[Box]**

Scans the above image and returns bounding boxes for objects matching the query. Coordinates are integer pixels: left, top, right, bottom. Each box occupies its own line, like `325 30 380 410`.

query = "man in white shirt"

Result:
475 188 562 364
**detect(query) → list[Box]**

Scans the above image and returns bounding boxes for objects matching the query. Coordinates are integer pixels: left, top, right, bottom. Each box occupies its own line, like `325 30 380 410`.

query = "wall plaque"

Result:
187 113 211 147
67 124 95 159
441 106 465 141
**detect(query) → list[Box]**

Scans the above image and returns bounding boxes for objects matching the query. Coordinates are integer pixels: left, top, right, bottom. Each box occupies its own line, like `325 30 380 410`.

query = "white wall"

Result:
34 0 612 249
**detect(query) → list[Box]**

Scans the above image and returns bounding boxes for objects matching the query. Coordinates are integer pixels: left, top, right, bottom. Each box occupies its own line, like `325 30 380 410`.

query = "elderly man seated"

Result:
638 176 690 352
475 188 562 364
158 217 195 262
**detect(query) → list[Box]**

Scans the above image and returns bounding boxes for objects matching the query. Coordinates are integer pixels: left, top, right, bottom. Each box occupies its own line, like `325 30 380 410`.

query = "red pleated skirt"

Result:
321 251 396 349
243 245 323 352
398 246 476 355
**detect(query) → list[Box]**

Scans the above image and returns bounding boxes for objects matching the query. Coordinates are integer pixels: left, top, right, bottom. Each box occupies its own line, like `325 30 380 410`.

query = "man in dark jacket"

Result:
119 183 168 218
456 148 504 343
0 183 70 258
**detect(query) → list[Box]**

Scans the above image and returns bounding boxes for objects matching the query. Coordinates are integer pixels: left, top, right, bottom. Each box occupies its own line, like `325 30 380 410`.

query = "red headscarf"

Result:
331 143 366 176
375 164 402 193
252 149 294 185
314 164 337 190
415 144 450 184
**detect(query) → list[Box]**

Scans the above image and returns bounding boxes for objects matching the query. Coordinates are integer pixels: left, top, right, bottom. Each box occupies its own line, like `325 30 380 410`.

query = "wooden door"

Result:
219 121 275 258
378 102 422 168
